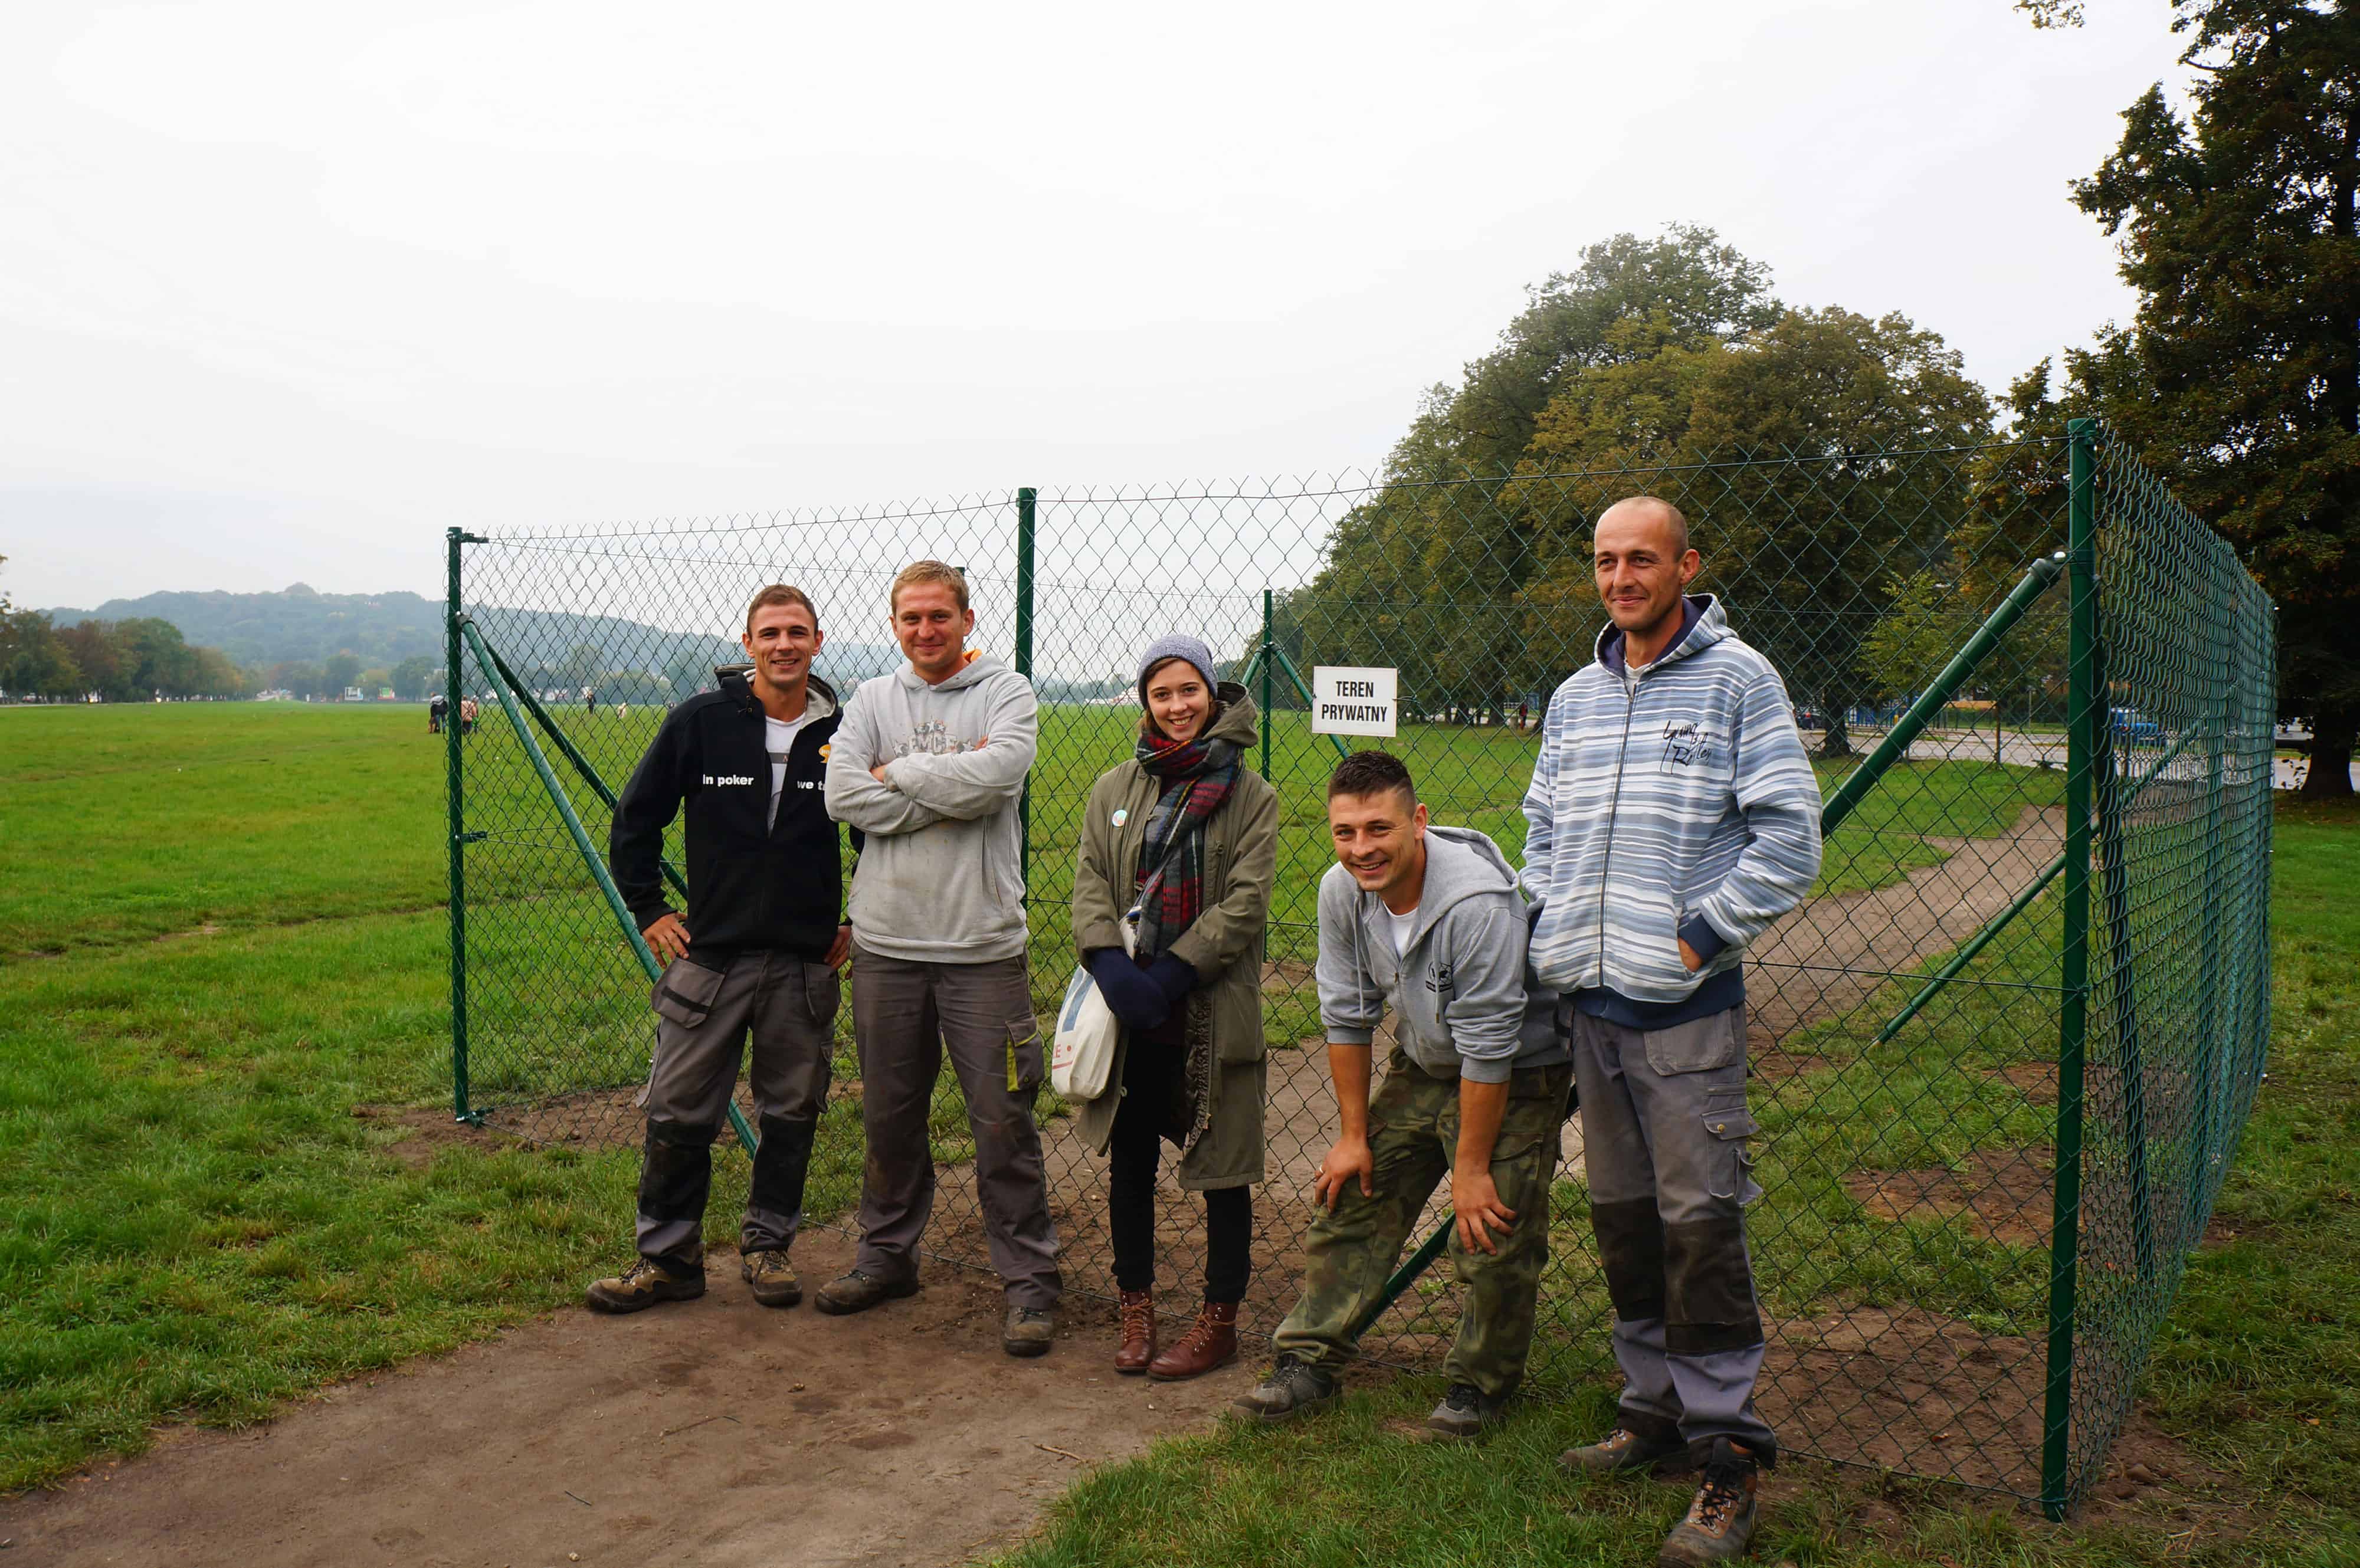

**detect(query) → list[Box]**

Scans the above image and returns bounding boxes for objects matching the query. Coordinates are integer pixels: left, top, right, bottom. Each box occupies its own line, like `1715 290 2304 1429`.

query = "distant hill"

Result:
42 584 900 688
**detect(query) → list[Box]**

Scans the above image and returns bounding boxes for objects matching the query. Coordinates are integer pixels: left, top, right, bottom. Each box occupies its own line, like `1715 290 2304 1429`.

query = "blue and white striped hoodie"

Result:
1522 594 1823 1026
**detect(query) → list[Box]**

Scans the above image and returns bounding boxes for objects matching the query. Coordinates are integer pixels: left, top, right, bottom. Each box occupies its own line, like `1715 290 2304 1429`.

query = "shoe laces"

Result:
1174 1305 1227 1351
1119 1295 1153 1334
1444 1382 1483 1413
621 1257 668 1285
1689 1462 1751 1530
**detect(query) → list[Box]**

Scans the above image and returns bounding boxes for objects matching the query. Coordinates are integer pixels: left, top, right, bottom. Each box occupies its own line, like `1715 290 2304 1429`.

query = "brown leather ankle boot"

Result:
1148 1300 1238 1382
1114 1290 1156 1375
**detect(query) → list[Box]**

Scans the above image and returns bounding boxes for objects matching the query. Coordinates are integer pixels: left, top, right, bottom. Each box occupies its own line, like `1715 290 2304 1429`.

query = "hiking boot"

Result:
1561 1419 1692 1476
740 1248 801 1308
1424 1382 1509 1439
1148 1300 1238 1382
812 1268 919 1316
1114 1290 1157 1375
584 1255 705 1315
1003 1304 1058 1358
1657 1438 1764 1567
1231 1355 1340 1423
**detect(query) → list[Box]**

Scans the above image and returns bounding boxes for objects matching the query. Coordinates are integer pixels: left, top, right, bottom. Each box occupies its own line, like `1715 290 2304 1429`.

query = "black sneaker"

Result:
1657 1438 1764 1566
812 1268 920 1316
1424 1382 1509 1439
1231 1354 1340 1423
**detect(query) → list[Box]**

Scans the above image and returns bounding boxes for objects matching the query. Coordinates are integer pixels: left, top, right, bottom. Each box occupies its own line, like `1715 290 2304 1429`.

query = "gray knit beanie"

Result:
1135 634 1219 704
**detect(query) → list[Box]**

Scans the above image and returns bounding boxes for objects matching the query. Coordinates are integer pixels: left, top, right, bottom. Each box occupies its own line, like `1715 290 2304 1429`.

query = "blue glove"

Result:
1086 948 1168 1032
1145 953 1198 1010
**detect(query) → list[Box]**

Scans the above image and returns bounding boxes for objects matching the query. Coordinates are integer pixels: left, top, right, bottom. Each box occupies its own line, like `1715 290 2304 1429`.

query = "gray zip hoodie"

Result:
823 653 1038 963
1315 825 1566 1083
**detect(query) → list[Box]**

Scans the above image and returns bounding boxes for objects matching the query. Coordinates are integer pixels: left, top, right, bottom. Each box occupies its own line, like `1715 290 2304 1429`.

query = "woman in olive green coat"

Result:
1071 635 1278 1382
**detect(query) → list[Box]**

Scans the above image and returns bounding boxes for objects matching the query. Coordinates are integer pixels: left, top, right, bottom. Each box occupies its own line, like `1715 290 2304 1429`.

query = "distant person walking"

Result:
584 685 596 715
1070 635 1277 1382
585 585 851 1316
428 693 448 734
822 560 1060 1357
1524 496 1821 1566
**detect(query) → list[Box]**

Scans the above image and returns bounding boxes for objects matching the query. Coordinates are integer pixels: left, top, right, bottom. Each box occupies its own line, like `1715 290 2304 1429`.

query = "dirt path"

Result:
0 1229 1257 1568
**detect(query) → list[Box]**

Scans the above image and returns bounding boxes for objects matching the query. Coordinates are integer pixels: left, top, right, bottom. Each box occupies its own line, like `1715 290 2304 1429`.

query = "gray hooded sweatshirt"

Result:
1315 825 1566 1083
823 652 1038 963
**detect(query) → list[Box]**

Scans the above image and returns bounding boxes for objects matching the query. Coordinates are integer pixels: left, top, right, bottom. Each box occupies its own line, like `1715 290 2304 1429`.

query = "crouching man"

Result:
1235 750 1570 1438
585 584 851 1314
1525 496 1822 1566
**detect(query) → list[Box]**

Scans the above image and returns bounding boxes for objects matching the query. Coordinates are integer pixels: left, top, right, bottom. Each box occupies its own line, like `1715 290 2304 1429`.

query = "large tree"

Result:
2056 0 2360 796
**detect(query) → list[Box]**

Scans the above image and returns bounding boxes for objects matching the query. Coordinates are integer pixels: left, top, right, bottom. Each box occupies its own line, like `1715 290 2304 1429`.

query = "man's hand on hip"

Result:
1313 1134 1375 1212
1452 1165 1517 1255
643 912 691 966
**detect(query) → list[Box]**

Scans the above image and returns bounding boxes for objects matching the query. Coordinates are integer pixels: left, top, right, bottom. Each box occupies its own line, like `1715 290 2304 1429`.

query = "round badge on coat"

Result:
1111 808 1129 827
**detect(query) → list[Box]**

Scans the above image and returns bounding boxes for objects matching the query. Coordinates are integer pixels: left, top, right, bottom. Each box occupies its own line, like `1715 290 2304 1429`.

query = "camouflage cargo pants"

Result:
1272 1052 1573 1399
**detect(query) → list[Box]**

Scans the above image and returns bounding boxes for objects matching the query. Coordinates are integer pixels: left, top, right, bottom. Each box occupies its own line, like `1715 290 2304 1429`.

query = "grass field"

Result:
1 703 2346 1566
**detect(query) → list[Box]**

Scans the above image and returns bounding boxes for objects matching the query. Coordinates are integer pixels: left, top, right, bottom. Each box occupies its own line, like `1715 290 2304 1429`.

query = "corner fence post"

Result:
2042 419 2099 1518
445 527 483 1126
1015 487 1036 890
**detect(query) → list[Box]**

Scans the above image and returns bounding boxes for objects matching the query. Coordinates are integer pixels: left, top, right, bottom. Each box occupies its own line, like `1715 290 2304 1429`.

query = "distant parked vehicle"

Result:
1794 706 1825 730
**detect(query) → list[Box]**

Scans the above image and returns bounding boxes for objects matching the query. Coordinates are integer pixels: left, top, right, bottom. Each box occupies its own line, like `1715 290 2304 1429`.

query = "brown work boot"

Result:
1114 1290 1157 1376
1561 1415 1691 1476
584 1254 705 1315
1657 1438 1764 1566
741 1248 801 1308
1148 1300 1238 1382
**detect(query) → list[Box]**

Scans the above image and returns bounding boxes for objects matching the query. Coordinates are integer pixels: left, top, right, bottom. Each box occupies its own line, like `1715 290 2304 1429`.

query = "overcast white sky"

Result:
2 1 2188 611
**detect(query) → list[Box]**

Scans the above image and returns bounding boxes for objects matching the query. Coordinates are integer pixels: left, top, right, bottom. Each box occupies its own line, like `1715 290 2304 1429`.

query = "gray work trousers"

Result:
1574 1004 1775 1457
850 944 1061 1310
635 949 838 1269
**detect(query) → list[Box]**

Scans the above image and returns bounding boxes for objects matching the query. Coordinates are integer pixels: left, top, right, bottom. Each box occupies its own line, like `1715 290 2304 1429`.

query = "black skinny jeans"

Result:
1107 1034 1251 1303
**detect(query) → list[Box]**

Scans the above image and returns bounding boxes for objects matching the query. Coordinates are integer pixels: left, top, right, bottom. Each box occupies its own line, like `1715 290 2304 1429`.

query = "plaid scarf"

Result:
1129 719 1241 962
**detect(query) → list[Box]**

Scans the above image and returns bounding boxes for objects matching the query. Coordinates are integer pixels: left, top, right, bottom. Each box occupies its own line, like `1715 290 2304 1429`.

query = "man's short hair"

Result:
890 560 970 614
1598 495 1691 557
745 584 818 634
1327 749 1418 807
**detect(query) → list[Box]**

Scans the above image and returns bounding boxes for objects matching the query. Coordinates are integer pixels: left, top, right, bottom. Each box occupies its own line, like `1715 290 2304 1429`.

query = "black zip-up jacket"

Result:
609 668 851 960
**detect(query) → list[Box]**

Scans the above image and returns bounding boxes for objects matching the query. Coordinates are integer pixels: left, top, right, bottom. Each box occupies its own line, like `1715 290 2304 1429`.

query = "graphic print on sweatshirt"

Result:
1658 719 1730 776
890 717 982 758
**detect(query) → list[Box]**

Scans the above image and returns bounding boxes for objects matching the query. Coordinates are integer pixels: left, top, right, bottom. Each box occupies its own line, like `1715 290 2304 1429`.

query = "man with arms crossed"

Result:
1236 750 1569 1437
1524 497 1821 1566
822 561 1062 1357
587 585 852 1314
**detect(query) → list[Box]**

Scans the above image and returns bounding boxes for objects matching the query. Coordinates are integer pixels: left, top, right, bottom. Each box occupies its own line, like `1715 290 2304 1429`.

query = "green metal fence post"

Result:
460 616 758 1156
1260 589 1274 783
1015 487 1036 889
2041 419 2099 1520
446 527 485 1126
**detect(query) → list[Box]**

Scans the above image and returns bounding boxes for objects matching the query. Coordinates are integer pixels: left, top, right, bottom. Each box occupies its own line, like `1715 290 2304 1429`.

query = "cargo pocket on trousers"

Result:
1005 1014 1045 1099
1643 1007 1743 1076
1701 1091 1762 1206
651 957 726 1028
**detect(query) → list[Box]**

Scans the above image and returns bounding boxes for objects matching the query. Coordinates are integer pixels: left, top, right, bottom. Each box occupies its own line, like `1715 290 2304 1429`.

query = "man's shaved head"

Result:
1595 495 1689 557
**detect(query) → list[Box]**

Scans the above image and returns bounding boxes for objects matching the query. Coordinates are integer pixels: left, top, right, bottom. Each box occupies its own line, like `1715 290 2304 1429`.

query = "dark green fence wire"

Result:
441 431 2273 1511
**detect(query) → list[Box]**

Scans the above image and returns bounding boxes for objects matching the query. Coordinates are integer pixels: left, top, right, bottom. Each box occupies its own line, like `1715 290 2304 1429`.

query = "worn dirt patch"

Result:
1992 1062 2060 1104
0 1229 1260 1568
351 1103 522 1169
1841 1147 2055 1249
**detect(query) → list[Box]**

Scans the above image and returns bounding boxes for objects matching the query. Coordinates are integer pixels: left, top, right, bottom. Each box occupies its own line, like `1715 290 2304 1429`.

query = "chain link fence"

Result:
441 422 2271 1513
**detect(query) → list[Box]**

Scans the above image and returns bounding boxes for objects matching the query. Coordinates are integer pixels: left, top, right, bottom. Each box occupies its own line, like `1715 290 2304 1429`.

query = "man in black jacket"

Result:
586 584 854 1315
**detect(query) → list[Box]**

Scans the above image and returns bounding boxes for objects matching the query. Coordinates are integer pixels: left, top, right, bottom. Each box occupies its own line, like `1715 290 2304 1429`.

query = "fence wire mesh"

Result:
442 425 2270 1510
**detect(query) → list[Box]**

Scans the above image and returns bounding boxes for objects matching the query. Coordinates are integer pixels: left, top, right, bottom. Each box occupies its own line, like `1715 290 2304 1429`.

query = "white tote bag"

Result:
1050 919 1133 1101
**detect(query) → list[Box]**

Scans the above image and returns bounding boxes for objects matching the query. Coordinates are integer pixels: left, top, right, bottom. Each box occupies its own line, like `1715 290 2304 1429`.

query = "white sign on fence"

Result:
1311 665 1399 738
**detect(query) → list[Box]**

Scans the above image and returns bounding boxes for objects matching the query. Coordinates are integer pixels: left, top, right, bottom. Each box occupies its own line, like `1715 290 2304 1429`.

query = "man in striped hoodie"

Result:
1522 496 1821 1567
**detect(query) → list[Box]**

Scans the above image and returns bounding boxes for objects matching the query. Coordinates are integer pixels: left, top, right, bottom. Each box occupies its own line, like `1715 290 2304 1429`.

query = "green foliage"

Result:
2064 0 2360 793
1 604 250 702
